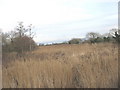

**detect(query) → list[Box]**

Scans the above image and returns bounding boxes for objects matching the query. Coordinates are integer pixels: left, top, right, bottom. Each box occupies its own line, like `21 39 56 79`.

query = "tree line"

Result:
1 22 120 54
40 28 120 46
67 29 120 44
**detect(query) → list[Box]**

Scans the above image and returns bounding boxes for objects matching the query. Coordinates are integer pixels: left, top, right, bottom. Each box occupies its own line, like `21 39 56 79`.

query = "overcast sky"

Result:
0 0 118 44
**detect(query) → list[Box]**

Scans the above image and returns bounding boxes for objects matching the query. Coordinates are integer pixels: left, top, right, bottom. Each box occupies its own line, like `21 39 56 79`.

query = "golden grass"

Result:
3 43 118 88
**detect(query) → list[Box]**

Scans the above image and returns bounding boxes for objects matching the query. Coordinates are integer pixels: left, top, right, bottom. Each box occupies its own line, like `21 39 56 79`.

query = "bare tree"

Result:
15 22 28 38
13 22 36 53
102 33 111 38
112 30 120 43
2 22 37 53
27 24 36 51
109 28 118 37
86 32 100 39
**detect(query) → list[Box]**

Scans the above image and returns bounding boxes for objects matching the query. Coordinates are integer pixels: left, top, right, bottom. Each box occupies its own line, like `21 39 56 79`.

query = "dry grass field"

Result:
2 43 118 88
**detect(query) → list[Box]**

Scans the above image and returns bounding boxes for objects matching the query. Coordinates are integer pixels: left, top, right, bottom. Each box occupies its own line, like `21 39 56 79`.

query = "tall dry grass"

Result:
3 43 118 88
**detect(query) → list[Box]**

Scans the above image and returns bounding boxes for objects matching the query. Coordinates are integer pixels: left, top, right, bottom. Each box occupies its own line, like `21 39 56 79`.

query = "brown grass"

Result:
2 43 118 88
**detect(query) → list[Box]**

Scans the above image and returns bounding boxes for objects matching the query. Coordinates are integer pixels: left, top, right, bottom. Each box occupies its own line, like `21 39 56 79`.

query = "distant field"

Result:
2 43 118 88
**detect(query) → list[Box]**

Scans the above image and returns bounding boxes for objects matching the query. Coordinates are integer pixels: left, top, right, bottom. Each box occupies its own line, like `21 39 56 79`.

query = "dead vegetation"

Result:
2 43 118 88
